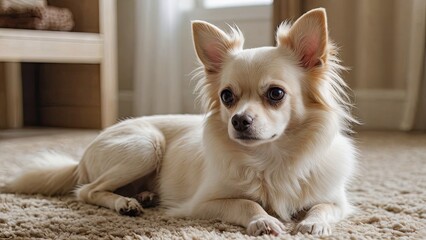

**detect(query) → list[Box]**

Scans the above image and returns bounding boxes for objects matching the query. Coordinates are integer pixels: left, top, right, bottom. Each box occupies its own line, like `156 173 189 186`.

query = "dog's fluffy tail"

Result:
1 152 79 196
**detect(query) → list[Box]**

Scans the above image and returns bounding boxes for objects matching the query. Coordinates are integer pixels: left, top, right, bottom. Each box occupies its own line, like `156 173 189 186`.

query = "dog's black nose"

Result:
232 114 253 132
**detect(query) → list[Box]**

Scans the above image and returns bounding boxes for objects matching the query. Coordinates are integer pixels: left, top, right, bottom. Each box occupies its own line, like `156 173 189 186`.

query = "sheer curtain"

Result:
133 0 183 116
273 0 426 130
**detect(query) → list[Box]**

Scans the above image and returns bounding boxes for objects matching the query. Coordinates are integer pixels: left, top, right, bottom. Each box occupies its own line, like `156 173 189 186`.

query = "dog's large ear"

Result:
192 21 244 73
277 8 328 69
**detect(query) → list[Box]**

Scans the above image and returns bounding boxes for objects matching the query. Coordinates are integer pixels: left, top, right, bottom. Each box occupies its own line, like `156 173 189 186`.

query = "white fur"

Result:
2 8 357 236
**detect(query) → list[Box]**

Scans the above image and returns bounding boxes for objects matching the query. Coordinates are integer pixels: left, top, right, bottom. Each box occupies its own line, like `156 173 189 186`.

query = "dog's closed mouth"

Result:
236 136 261 141
236 134 277 141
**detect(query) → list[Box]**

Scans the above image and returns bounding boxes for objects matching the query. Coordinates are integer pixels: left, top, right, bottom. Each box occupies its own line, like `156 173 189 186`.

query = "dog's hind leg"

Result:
75 122 165 216
76 154 163 216
76 167 147 216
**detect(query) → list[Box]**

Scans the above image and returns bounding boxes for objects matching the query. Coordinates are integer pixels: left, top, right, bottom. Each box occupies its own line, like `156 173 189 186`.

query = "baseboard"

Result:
353 89 406 130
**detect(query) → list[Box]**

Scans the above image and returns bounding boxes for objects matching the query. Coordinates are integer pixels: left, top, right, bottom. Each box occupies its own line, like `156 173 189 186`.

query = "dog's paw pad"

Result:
135 191 159 208
247 215 285 236
119 207 140 217
116 198 144 217
294 220 331 235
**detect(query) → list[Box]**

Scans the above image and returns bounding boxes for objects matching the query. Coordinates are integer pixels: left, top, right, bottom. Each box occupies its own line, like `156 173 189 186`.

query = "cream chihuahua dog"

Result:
3 8 357 236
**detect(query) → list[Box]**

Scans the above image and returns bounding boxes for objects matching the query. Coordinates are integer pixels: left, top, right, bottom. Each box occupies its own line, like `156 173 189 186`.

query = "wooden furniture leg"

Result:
5 62 23 128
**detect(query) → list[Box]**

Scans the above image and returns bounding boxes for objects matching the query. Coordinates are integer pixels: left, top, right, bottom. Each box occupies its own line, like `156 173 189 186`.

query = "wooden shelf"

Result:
0 28 103 63
0 0 117 129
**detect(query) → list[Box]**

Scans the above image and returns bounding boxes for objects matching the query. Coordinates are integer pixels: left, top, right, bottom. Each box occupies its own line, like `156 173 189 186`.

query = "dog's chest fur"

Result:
226 147 314 220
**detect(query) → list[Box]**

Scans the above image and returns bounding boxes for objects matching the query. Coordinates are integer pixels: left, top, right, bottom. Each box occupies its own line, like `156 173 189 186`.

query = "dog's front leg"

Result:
294 203 345 235
192 199 285 236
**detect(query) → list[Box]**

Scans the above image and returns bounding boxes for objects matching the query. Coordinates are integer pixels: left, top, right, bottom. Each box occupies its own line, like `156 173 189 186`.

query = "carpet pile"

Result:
0 129 425 239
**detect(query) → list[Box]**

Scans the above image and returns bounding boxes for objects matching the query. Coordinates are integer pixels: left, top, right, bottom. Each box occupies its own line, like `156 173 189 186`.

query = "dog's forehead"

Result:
222 47 300 86
234 47 280 65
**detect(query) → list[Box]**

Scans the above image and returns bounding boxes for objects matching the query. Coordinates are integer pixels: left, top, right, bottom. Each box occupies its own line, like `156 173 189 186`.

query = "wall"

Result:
414 51 426 130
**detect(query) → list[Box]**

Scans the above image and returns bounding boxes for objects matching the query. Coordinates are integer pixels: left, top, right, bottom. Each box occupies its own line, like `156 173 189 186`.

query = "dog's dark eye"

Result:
267 87 285 102
220 89 235 106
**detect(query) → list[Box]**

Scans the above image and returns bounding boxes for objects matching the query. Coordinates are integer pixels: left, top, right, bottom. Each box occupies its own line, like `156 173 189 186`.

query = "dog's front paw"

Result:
115 197 144 217
247 215 285 236
294 220 331 236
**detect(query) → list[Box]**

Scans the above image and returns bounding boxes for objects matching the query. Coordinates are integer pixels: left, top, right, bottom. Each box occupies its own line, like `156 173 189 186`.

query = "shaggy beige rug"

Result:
0 129 425 239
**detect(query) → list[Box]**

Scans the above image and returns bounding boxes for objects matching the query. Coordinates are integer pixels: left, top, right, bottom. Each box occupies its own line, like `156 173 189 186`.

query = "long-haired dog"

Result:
2 8 357 236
